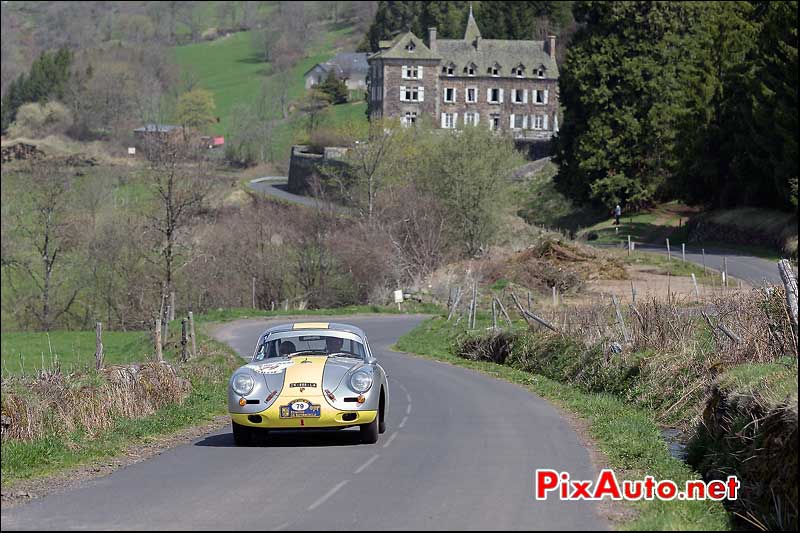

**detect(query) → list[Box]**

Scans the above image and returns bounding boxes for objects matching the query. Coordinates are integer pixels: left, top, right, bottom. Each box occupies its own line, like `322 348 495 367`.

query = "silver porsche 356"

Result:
228 322 388 445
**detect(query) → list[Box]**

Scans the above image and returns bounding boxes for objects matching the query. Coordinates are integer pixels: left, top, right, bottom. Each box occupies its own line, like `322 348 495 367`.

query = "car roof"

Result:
259 322 367 339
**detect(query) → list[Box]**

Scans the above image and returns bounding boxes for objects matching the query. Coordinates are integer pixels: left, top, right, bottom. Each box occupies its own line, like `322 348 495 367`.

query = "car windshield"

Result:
254 334 366 361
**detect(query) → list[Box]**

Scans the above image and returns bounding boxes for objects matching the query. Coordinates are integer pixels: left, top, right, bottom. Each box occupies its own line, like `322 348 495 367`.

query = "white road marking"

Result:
398 416 408 429
382 431 399 448
307 480 349 511
354 453 380 474
406 403 412 415
406 392 412 404
271 522 291 531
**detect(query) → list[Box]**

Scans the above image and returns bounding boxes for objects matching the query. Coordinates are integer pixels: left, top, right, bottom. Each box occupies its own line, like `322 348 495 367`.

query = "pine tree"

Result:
553 1 701 208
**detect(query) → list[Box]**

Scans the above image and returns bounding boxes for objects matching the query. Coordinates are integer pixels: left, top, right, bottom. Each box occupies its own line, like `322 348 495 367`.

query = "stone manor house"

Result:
366 8 559 156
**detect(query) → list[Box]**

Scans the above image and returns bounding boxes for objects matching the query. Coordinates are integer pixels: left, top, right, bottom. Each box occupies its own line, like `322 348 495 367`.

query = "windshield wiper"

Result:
288 350 327 357
327 352 362 359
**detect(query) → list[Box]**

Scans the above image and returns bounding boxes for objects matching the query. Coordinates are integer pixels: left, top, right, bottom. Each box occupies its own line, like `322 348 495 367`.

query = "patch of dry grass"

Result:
1 362 191 442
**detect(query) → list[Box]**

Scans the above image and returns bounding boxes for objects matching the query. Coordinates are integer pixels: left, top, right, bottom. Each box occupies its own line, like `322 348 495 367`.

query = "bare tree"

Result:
143 137 210 306
325 119 405 221
6 161 78 330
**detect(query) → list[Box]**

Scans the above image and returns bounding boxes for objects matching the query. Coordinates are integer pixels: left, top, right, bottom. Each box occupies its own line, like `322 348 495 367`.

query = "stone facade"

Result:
367 9 560 146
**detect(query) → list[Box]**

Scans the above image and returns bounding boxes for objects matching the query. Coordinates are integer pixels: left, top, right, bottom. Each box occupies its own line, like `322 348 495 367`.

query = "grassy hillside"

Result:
171 19 368 162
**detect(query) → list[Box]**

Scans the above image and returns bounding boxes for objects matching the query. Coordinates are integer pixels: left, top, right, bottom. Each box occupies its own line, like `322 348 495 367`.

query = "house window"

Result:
400 86 423 102
403 65 419 79
513 89 526 104
444 87 455 103
514 65 525 78
443 63 455 76
406 41 416 52
467 64 476 76
466 87 477 103
403 112 417 126
442 113 456 129
489 114 500 131
536 67 545 78
489 64 500 76
513 114 525 129
533 89 548 104
532 115 544 129
489 88 501 103
464 112 479 126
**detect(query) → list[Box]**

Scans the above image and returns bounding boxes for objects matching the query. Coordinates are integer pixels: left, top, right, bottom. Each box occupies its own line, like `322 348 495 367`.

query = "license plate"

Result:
279 399 321 419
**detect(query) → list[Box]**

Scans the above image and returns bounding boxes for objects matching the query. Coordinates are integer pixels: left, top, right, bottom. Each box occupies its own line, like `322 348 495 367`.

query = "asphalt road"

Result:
627 243 784 285
2 315 607 531
249 177 348 215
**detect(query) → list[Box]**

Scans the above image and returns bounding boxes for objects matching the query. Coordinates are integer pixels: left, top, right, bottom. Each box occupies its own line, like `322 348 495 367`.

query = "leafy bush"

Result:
7 101 73 139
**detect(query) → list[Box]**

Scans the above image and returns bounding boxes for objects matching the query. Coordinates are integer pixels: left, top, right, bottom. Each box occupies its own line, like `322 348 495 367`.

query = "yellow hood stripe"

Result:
282 355 327 395
293 322 329 329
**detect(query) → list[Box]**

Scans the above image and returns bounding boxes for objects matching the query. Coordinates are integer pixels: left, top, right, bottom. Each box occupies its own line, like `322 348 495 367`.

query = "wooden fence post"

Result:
188 311 197 359
95 321 104 371
778 259 798 344
163 305 170 344
611 294 630 344
627 235 631 256
492 299 497 331
666 238 671 262
510 292 559 333
494 296 513 328
681 243 686 262
154 317 163 362
447 287 462 321
723 257 728 288
180 318 189 362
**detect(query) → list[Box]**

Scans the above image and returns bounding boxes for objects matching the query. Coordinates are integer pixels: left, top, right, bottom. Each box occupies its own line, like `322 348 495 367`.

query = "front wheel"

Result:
360 413 379 444
232 421 254 446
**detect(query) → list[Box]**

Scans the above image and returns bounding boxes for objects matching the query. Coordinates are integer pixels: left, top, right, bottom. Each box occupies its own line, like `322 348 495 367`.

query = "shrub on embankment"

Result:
455 289 798 530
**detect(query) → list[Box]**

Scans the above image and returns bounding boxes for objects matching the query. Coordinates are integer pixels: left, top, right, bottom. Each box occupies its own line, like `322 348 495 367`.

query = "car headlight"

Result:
350 370 373 393
232 373 255 396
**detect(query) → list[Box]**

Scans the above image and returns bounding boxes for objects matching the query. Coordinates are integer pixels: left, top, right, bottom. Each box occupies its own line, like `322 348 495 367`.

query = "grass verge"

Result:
1 337 239 488
394 316 731 531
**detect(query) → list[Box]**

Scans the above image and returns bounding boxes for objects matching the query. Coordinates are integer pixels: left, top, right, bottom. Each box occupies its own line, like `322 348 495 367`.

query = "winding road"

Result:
2 315 608 530
248 177 789 286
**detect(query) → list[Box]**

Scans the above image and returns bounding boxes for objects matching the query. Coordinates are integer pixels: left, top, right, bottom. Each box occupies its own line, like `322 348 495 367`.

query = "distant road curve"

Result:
599 242 786 285
248 177 348 214
248 177 789 286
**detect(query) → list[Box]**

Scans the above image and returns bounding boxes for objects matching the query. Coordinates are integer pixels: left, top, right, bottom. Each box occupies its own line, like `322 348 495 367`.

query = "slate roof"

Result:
437 38 558 78
304 52 369 79
134 124 180 133
369 8 558 79
369 32 441 61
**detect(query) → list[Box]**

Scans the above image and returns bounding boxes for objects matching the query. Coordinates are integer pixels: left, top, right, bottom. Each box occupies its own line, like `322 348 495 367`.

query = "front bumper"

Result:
230 402 377 429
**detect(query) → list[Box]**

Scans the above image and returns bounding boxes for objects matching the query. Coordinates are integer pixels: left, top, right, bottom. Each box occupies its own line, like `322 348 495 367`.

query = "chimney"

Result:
547 35 556 59
428 27 437 52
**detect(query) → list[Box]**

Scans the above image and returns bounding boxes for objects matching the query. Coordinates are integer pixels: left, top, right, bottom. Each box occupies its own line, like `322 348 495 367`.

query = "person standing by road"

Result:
614 204 622 225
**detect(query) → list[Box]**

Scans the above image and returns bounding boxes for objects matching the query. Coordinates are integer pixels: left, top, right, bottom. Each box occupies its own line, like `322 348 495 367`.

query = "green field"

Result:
172 20 368 161
1 330 153 377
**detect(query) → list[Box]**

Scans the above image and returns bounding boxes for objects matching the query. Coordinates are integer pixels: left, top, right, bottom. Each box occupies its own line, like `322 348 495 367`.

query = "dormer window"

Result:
513 64 525 78
489 63 500 77
442 63 455 76
536 65 546 78
466 63 477 76
406 41 416 52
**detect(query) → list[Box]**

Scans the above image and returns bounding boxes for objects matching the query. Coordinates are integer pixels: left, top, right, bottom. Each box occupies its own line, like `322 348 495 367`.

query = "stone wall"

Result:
287 145 349 195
